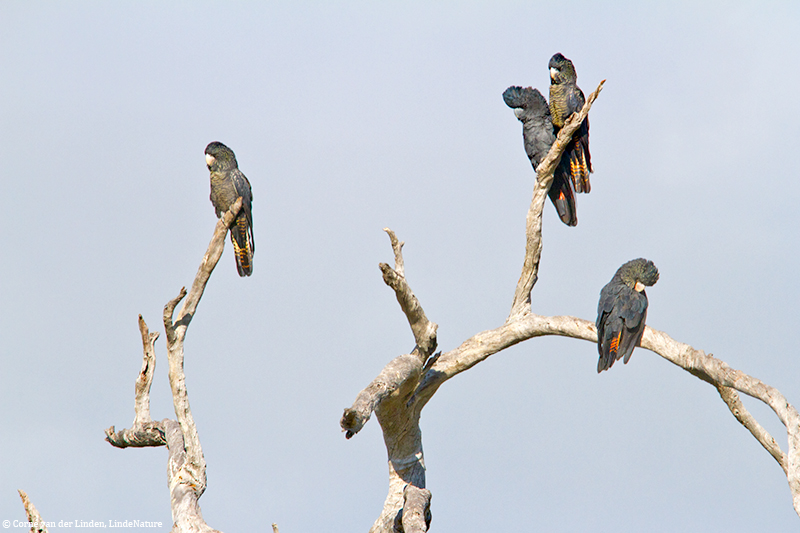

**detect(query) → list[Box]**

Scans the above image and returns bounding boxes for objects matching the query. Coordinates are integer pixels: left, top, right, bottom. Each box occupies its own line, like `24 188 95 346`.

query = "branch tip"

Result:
18 489 48 533
383 228 406 278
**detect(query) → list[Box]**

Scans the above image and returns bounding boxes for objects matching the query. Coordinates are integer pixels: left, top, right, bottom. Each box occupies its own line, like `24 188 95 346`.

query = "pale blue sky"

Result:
1 2 799 531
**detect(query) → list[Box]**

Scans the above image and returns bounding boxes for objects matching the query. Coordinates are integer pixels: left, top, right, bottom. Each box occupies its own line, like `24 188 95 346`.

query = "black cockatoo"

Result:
596 258 659 373
205 141 255 277
548 53 592 193
503 86 577 226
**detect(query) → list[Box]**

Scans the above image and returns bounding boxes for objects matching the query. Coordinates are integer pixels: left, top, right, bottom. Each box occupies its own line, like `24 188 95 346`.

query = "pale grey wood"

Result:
641 326 800 514
343 230 436 532
398 485 431 533
105 198 243 533
716 384 787 472
105 315 166 448
508 80 605 321
18 490 48 533
343 85 609 532
380 228 438 357
415 313 800 517
344 76 800 529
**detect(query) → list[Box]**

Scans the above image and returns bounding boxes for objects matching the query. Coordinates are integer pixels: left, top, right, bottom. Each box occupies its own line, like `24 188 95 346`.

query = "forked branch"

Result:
342 229 437 532
344 74 800 530
716 385 787 471
106 198 243 533
416 313 800 517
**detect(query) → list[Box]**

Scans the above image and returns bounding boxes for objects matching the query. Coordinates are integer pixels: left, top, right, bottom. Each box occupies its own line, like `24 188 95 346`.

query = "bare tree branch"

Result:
384 227 405 278
106 315 166 448
344 75 800 528
134 315 159 425
163 196 243 505
343 230 436 532
716 384 787 472
415 314 592 400
397 485 432 533
508 80 606 321
344 84 608 531
341 353 423 439
18 490 49 533
164 289 187 346
642 326 800 515
379 228 438 357
106 198 244 533
174 196 243 335
416 313 800 516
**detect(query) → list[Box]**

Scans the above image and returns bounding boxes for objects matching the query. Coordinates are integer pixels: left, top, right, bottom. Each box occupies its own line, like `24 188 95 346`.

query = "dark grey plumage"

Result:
205 141 255 277
548 53 592 194
502 85 577 226
596 258 659 372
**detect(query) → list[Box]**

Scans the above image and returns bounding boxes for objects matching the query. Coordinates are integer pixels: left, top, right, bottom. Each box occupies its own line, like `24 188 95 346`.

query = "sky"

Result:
1 1 799 531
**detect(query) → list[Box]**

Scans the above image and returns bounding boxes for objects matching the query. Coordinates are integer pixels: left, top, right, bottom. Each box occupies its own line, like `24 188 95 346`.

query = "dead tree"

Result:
103 197 245 533
341 81 800 532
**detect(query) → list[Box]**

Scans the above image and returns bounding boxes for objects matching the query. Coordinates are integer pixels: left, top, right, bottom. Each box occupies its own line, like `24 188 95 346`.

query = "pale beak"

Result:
550 67 558 80
634 281 645 292
205 154 215 167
